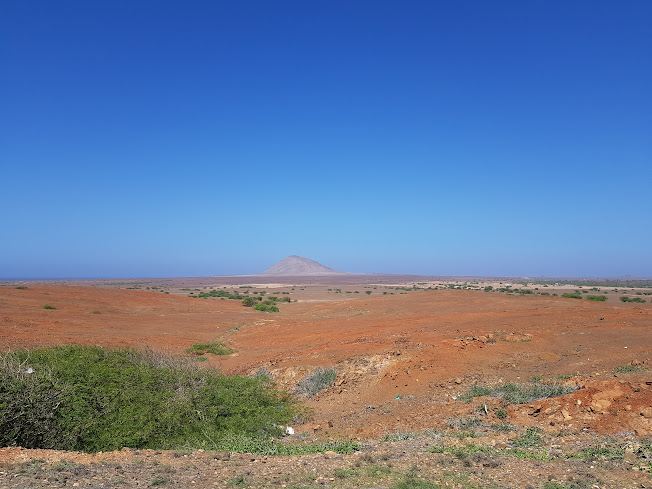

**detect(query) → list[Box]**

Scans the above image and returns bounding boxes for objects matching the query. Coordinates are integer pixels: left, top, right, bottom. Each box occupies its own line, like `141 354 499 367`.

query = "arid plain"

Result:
1 273 652 488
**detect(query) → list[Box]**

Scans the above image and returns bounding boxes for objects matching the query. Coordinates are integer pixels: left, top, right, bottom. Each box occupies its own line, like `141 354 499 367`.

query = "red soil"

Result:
2 284 651 439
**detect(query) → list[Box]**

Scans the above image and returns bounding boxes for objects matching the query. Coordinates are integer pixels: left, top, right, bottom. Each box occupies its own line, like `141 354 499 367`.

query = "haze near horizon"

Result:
2 1 651 280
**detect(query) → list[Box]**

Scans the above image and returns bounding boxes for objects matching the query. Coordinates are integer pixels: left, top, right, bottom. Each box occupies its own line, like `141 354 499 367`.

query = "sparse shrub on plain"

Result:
254 302 279 312
42 304 56 309
585 295 607 301
461 381 577 404
614 363 648 373
185 342 233 355
561 293 582 299
241 297 259 307
295 367 337 397
620 296 646 303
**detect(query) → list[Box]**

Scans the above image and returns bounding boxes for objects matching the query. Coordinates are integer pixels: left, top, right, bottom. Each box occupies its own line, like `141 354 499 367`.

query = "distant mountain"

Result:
260 256 345 276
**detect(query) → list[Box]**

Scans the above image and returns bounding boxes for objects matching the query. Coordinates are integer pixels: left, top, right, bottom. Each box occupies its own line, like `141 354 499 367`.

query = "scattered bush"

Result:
254 302 279 313
461 381 577 404
185 342 233 356
193 290 244 300
42 304 56 310
295 367 337 397
621 296 646 303
614 364 647 373
585 295 607 301
494 407 507 419
241 297 259 307
514 427 543 447
561 293 582 299
0 345 297 452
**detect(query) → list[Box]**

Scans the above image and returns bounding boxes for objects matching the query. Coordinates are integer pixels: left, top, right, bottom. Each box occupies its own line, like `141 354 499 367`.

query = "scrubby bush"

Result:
242 297 259 307
254 302 279 312
621 296 646 303
561 293 582 299
0 346 297 452
295 367 337 397
461 381 577 404
585 295 607 302
185 342 233 355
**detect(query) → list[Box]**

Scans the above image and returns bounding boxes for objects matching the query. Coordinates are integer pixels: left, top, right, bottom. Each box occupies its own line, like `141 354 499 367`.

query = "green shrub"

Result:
561 293 582 299
254 302 279 312
185 342 233 355
514 427 543 447
241 297 258 307
42 304 56 310
621 296 646 303
295 367 337 397
613 364 647 373
193 290 244 300
494 407 507 419
461 382 577 404
15 286 28 290
0 346 297 452
585 295 607 301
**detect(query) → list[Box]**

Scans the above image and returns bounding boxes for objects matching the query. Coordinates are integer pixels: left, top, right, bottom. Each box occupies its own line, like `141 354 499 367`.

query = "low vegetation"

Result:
585 295 607 301
42 304 56 309
613 363 648 374
185 342 233 356
295 367 337 397
620 296 646 303
254 302 279 312
460 381 577 404
0 345 298 452
561 293 582 299
192 290 244 300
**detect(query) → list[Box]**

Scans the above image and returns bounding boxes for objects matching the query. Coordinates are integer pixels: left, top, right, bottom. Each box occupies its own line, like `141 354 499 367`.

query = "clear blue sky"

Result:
2 1 651 279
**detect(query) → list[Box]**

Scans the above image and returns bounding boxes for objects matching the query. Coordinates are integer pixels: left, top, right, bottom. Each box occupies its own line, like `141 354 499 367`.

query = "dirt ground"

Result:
1 278 652 488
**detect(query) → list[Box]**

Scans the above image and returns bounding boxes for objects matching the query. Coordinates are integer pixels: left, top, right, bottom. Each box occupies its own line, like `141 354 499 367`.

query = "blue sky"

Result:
2 1 651 279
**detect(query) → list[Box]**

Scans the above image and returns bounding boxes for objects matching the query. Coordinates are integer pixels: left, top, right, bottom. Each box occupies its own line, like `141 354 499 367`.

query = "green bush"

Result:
42 304 56 310
461 382 577 404
0 346 297 452
295 367 337 397
193 290 244 300
613 364 647 373
185 342 233 355
254 302 279 312
585 295 607 301
561 293 582 299
621 296 646 303
241 297 258 307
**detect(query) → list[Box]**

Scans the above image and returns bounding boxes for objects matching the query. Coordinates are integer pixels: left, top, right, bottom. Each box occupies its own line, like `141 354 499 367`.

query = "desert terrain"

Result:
1 275 652 488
